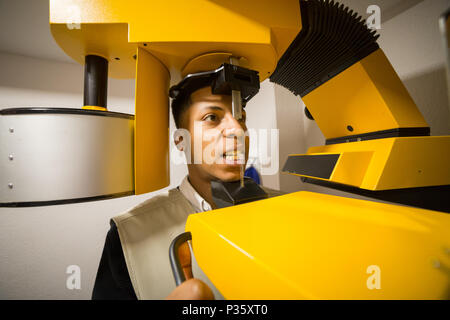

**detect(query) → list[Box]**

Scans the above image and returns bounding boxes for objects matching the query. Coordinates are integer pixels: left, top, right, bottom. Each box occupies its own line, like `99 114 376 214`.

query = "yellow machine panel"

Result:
186 191 450 300
284 136 450 191
302 49 429 140
134 47 170 194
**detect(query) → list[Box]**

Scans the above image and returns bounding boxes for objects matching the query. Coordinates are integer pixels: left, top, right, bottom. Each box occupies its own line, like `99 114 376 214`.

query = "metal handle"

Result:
169 231 192 286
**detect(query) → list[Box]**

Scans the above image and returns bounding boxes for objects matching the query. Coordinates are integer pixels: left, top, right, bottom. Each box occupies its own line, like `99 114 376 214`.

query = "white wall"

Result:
245 80 280 190
378 0 450 137
274 84 307 193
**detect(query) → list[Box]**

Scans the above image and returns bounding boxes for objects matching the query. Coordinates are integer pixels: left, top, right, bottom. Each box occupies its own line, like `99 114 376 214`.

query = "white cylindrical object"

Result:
0 107 134 206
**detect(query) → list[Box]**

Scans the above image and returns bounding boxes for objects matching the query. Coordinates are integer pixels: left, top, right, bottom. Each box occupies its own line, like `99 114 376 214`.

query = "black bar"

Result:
0 300 446 318
84 55 108 108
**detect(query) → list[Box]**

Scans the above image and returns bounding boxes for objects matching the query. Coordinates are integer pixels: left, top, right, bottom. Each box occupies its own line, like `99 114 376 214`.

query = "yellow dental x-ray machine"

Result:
1 0 449 299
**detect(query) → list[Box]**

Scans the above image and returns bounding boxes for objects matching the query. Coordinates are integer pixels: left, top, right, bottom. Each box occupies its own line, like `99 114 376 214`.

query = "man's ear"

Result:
173 128 192 164
173 128 189 152
174 134 184 151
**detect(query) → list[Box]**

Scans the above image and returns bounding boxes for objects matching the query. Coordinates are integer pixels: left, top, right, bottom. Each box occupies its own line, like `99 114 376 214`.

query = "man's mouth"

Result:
222 150 245 164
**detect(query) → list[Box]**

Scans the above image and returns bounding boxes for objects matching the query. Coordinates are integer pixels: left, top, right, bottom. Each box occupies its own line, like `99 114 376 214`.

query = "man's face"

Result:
181 86 249 182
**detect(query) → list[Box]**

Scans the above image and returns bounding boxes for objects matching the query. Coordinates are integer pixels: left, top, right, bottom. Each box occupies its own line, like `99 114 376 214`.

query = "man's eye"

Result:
203 114 218 122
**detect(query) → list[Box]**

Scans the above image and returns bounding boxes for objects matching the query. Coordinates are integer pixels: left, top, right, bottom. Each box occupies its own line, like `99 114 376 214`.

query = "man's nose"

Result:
222 114 245 138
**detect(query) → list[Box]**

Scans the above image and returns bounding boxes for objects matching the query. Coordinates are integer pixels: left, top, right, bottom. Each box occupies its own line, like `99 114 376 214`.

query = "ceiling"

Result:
0 0 424 64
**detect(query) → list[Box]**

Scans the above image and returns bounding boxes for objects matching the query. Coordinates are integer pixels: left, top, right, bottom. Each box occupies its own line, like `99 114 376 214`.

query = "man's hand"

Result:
165 278 215 300
165 241 215 300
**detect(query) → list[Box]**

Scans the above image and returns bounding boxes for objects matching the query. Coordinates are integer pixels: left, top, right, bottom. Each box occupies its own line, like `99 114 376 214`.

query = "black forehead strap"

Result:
169 66 224 100
169 64 260 105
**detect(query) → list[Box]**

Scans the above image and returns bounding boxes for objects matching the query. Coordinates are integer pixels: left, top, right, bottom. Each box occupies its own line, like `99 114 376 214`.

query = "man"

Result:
92 83 284 300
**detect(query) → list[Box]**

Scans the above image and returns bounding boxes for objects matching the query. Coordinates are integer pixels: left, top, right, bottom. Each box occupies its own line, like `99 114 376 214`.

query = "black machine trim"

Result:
282 154 340 180
0 107 134 120
0 191 135 208
325 127 431 145
270 0 380 97
302 177 450 213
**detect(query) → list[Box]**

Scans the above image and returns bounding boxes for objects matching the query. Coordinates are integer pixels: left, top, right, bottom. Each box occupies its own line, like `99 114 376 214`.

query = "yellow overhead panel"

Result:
186 191 450 299
49 0 301 80
302 49 429 140
50 23 137 79
146 42 278 81
134 47 170 194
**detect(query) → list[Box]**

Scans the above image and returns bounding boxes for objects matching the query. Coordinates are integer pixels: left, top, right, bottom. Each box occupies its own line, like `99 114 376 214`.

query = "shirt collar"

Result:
179 176 212 213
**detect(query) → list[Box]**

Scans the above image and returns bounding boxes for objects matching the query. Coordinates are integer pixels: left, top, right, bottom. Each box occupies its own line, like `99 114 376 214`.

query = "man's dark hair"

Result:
170 75 216 128
170 82 243 129
171 92 192 129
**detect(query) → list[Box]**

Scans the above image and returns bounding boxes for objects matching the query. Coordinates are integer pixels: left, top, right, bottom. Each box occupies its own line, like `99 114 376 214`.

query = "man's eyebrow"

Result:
201 106 224 112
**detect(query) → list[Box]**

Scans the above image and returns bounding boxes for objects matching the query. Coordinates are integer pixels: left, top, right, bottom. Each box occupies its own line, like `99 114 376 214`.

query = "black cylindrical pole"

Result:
83 55 108 109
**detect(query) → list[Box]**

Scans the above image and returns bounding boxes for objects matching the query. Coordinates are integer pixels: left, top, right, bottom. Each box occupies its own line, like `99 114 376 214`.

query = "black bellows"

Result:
270 0 380 97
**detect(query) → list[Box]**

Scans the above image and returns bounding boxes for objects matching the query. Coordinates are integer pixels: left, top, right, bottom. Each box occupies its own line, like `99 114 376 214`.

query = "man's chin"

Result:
213 169 244 183
202 161 249 182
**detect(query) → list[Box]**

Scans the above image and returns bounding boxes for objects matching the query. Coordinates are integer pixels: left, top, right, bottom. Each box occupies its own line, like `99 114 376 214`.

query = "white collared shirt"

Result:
178 175 212 213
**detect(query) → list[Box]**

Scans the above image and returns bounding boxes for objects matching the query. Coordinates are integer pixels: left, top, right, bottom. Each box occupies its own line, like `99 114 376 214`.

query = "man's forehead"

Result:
190 86 231 104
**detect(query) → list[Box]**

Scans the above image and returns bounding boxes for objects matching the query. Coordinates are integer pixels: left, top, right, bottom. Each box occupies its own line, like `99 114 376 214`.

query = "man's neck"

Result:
186 168 217 210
